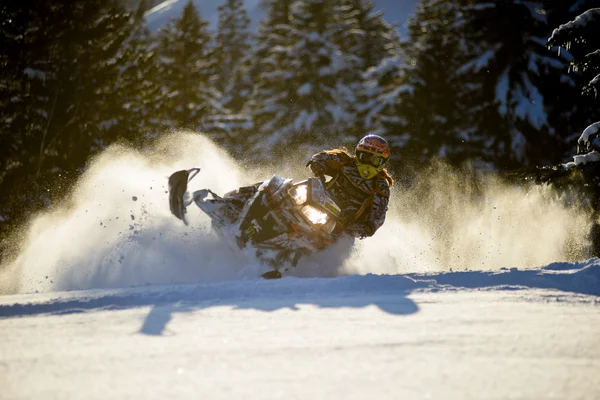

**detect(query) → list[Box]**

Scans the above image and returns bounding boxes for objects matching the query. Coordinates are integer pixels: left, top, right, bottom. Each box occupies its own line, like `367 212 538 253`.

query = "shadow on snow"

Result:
0 274 425 324
1 260 599 337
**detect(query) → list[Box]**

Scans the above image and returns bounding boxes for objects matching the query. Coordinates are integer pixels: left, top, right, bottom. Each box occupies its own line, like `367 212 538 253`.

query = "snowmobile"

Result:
168 168 344 279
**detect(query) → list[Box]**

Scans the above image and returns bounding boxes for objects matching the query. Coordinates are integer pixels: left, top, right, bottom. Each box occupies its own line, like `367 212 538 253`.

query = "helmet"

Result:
355 135 390 179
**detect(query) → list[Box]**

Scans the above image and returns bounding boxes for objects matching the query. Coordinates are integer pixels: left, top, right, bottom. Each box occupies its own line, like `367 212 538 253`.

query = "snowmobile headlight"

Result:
301 205 329 225
292 184 308 205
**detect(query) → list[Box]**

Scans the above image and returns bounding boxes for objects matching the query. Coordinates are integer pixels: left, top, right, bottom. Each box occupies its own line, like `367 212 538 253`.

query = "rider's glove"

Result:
306 159 326 177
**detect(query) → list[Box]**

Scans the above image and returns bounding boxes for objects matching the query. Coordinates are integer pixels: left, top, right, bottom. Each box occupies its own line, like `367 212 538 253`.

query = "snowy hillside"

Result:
145 0 419 35
145 0 262 33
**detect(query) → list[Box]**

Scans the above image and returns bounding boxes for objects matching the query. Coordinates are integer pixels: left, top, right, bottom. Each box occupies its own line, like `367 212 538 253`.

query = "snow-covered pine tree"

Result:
392 0 581 170
4 0 132 176
242 0 293 153
340 0 402 70
107 0 165 143
61 1 133 161
0 2 28 187
548 7 600 98
452 0 574 169
538 1 600 159
0 0 132 238
0 1 38 229
156 0 224 130
247 0 359 159
388 0 470 168
250 0 294 71
215 0 252 112
360 56 410 165
334 0 403 143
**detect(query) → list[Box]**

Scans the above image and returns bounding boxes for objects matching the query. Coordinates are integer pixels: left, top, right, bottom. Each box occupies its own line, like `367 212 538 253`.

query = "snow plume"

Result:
0 137 594 294
0 132 257 295
343 162 593 276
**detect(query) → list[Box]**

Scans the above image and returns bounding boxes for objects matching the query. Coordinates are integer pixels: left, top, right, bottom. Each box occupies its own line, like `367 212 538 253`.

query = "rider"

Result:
306 134 393 239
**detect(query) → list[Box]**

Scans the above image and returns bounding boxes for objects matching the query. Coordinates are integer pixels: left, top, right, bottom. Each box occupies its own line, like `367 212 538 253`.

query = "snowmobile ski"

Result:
168 167 201 225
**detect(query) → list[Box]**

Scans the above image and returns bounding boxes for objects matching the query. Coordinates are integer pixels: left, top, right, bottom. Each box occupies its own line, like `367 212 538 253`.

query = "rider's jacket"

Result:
307 150 391 238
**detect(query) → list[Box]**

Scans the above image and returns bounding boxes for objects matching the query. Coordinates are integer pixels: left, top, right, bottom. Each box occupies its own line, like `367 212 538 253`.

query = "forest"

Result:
1 0 599 262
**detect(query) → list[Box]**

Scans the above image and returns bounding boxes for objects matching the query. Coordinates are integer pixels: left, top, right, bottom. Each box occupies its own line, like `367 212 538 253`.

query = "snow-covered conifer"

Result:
359 56 410 163
0 0 133 237
215 0 252 112
389 0 471 167
333 0 404 144
340 0 402 70
393 0 583 169
548 7 600 98
108 0 165 142
246 0 359 158
157 0 224 130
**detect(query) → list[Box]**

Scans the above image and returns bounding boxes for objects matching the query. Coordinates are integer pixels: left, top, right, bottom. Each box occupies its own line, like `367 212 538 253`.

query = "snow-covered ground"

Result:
1 132 599 399
2 264 600 399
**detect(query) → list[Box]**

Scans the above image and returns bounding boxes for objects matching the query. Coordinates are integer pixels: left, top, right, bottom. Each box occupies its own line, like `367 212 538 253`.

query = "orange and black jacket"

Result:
307 150 392 238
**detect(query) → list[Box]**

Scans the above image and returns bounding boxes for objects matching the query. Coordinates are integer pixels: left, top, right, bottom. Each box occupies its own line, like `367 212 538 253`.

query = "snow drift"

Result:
0 131 594 295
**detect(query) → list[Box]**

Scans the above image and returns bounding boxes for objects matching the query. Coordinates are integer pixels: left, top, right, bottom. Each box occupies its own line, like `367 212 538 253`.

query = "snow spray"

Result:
0 132 259 294
341 163 593 275
0 133 593 294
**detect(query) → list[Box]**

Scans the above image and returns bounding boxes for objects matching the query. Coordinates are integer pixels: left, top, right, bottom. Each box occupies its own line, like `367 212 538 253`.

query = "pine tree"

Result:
548 8 600 97
337 0 415 165
38 0 132 170
326 0 403 143
1 0 133 182
456 0 565 168
0 1 38 236
388 0 588 170
388 0 470 168
243 0 293 140
360 55 410 164
108 0 165 143
215 0 252 112
157 1 223 130
340 0 402 70
546 4 600 158
540 2 600 159
548 7 600 98
246 0 359 158
0 2 28 190
0 0 134 243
